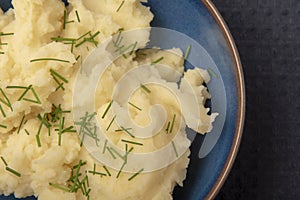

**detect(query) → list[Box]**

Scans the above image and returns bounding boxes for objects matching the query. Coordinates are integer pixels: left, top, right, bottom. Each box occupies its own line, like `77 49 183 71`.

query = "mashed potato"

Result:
0 0 217 199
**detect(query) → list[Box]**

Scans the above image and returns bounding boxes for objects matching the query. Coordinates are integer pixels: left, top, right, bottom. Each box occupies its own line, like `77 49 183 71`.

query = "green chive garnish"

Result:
0 124 7 129
0 105 6 117
106 147 116 159
103 166 111 176
102 100 113 119
115 127 132 132
30 58 70 63
116 161 126 178
36 134 41 147
208 68 219 78
88 171 106 176
128 168 144 181
0 32 14 36
0 88 13 111
50 69 69 91
121 139 143 146
49 183 71 192
172 141 179 157
116 1 125 12
184 45 191 60
1 156 8 166
165 121 170 134
140 84 151 93
120 126 135 138
170 114 176 133
102 139 108 154
25 129 30 135
75 10 81 22
63 10 67 29
110 147 124 160
128 102 142 111
106 115 116 131
17 115 25 134
151 57 164 65
51 37 76 42
6 166 21 177
0 52 4 55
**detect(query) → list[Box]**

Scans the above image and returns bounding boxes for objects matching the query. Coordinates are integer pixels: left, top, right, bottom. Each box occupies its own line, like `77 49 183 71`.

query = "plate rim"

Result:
201 0 246 199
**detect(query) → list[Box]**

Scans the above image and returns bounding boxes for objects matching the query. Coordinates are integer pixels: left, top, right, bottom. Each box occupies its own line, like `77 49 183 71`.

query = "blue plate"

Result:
0 0 245 199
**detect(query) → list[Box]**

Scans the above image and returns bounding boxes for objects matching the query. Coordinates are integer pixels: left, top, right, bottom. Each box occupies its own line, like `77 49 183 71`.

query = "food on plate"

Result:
0 0 217 199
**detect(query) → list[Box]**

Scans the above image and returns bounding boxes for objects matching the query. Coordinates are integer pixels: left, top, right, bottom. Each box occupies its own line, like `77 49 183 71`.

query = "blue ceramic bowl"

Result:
0 0 245 199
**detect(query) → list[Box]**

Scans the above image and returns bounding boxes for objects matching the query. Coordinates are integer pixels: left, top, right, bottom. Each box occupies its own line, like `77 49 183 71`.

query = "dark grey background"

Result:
212 0 300 199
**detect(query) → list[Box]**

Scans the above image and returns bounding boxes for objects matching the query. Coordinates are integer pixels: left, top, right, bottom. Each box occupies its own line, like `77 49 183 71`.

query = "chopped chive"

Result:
77 31 91 41
128 168 144 181
0 52 4 55
120 126 135 138
110 147 124 160
172 141 179 157
24 129 30 135
130 41 138 55
0 43 8 45
66 20 75 24
106 147 116 159
75 10 81 22
128 102 142 111
140 84 151 93
50 69 69 83
0 32 14 36
102 100 113 119
6 166 21 177
115 128 132 132
0 124 7 129
76 55 81 61
37 114 51 128
63 10 67 29
0 88 13 111
36 134 41 147
1 156 8 166
116 161 126 178
121 139 143 146
151 57 164 65
165 121 170 134
87 112 97 122
27 87 41 104
6 86 27 89
106 115 116 131
17 115 25 134
102 139 108 154
116 1 125 12
75 31 100 47
89 31 100 40
17 85 32 101
208 68 219 78
49 183 71 192
51 37 76 42
72 160 87 169
0 105 6 117
103 166 111 176
88 171 106 176
170 114 176 133
184 45 191 60
30 58 70 63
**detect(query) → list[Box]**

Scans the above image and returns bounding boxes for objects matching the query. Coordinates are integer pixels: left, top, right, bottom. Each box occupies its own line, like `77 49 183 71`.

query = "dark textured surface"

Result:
212 0 300 199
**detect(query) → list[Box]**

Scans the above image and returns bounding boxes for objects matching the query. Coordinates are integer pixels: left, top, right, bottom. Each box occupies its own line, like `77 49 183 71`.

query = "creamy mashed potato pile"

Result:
0 0 217 199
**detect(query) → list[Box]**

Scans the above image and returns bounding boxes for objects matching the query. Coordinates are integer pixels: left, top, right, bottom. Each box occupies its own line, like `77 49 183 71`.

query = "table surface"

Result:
211 0 300 199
